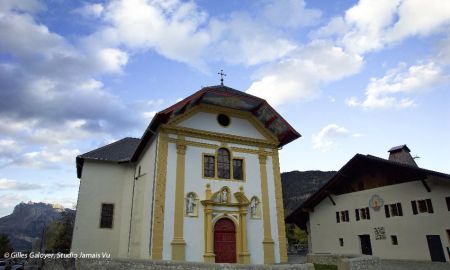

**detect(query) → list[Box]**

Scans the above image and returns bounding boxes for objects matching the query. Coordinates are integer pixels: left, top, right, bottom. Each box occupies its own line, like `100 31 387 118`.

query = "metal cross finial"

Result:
218 69 226 86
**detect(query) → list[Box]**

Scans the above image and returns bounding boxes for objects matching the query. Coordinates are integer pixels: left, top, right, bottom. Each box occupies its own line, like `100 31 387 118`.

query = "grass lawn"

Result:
313 264 338 270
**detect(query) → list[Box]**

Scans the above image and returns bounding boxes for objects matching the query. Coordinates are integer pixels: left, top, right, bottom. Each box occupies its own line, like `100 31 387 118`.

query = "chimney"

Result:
388 145 418 167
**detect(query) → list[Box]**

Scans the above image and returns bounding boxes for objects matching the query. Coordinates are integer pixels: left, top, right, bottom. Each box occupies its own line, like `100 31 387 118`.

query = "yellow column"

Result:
171 141 187 260
238 206 251 263
272 150 288 263
259 153 275 264
203 204 215 263
151 132 169 259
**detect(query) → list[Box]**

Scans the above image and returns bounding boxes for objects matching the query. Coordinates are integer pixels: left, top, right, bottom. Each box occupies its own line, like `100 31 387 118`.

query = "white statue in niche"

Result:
221 189 228 203
250 197 260 218
185 193 196 215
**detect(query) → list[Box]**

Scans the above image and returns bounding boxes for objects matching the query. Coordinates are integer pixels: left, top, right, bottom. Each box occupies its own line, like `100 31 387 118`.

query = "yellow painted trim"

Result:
167 137 274 156
171 137 187 260
151 132 169 259
259 152 275 264
167 104 279 144
162 124 278 149
272 150 288 263
201 186 252 263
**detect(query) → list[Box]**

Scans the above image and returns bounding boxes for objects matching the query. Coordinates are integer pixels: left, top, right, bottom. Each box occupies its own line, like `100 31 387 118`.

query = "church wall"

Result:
132 136 158 258
162 141 177 260
176 111 266 140
309 178 450 261
71 161 134 257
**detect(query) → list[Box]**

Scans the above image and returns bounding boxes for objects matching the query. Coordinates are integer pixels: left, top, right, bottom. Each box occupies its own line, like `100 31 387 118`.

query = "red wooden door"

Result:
214 218 236 263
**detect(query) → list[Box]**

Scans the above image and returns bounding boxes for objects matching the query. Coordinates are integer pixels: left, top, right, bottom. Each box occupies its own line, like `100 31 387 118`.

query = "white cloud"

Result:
0 193 29 217
262 0 322 29
314 0 450 54
96 48 128 73
247 40 363 106
10 148 80 169
348 62 446 109
312 124 362 152
0 178 44 190
386 0 450 42
312 124 350 152
74 3 104 18
210 13 297 66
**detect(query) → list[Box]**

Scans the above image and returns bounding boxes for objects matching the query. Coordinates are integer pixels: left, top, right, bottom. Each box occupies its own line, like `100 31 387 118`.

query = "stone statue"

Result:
221 189 228 203
250 198 258 216
186 194 195 213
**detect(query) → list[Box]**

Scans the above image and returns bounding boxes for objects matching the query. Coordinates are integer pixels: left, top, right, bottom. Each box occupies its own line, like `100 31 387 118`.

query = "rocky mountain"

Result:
281 170 336 217
0 202 75 251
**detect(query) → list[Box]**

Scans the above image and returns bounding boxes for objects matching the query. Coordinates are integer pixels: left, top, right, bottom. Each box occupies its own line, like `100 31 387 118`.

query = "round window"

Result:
217 114 230 127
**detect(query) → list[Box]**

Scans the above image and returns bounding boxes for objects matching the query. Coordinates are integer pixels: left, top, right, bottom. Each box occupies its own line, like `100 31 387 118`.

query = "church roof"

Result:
131 85 301 161
76 85 301 178
285 153 450 230
76 137 140 178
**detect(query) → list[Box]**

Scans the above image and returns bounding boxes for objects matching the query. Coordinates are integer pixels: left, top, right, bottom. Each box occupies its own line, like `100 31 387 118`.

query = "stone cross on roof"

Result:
218 69 226 86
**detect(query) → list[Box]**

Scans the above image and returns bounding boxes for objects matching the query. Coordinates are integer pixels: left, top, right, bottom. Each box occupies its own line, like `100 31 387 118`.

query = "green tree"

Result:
285 223 308 245
44 211 75 253
0 234 14 258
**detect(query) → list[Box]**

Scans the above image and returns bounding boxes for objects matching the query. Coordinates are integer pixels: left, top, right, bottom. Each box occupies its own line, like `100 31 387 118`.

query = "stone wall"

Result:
307 253 381 270
41 258 315 270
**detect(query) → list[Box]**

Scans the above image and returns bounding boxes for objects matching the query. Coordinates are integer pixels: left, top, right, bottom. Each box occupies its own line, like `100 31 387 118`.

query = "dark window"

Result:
100 203 114 228
355 209 360 221
358 207 370 220
339 210 349 222
426 199 434 213
203 155 215 178
386 203 402 218
412 200 418 215
391 235 398 245
217 114 230 127
446 197 450 211
413 199 434 214
217 148 230 179
232 159 243 180
418 200 427 213
385 205 390 218
339 238 344 246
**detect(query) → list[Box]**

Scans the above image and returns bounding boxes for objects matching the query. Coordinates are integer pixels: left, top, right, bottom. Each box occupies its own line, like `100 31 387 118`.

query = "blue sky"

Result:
1 0 449 217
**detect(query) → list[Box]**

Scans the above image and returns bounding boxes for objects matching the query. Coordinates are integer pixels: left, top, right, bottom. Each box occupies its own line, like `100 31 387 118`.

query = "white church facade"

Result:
71 85 300 264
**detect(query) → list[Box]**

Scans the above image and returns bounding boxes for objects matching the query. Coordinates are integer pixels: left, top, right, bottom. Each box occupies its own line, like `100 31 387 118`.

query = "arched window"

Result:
217 148 230 179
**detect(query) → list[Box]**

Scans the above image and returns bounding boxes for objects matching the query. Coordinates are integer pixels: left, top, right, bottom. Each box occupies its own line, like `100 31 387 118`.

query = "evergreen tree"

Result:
0 234 14 258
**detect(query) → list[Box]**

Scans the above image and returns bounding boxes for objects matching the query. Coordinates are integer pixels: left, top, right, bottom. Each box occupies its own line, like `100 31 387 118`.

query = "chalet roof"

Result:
285 153 450 230
76 137 140 178
76 85 301 178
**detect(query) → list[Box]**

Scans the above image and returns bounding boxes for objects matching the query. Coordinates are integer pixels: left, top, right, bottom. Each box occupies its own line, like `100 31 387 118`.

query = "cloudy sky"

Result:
1 0 449 217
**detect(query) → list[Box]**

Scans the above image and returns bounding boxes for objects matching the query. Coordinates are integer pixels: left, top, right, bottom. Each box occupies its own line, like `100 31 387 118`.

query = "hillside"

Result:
0 202 75 251
281 170 336 217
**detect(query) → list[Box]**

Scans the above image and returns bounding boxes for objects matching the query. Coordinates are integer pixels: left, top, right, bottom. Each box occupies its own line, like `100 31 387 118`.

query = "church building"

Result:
71 85 301 264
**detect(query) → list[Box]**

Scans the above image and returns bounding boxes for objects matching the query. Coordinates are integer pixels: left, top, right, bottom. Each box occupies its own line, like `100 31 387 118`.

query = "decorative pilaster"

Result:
203 204 215 263
171 140 187 260
238 206 251 263
259 152 275 264
151 132 168 259
272 150 288 262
